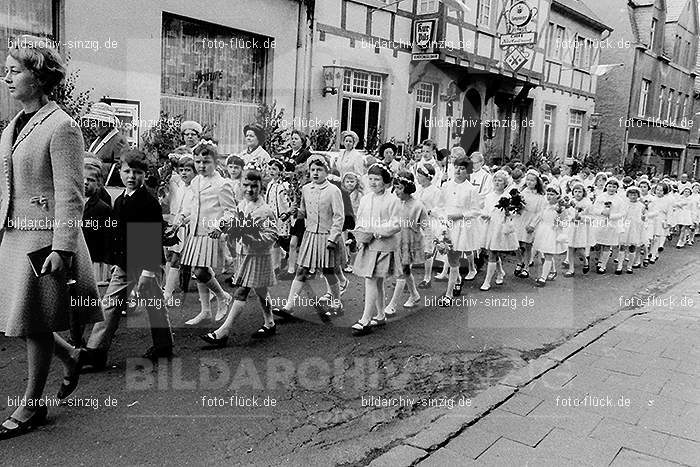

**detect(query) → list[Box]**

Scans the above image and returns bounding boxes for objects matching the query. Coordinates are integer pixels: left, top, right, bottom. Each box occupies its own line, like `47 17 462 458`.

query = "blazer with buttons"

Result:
298 180 344 244
0 101 84 253
181 172 236 235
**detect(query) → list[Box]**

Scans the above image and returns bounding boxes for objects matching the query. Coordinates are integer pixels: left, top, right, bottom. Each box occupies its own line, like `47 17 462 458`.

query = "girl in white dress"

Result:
690 183 700 242
351 162 401 336
591 178 626 274
564 182 593 276
514 169 546 278
531 184 570 287
636 178 657 267
616 187 643 274
414 164 441 288
384 172 426 314
479 170 519 290
435 156 481 306
674 186 694 248
650 182 670 262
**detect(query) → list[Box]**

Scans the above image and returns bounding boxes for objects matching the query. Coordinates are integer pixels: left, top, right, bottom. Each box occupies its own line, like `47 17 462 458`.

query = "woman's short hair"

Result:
8 35 66 94
120 149 150 172
291 129 308 148
378 142 398 158
340 130 359 146
243 123 266 145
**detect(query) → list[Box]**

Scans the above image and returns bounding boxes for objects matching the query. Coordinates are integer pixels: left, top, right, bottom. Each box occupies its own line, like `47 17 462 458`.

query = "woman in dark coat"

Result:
0 35 103 439
287 129 311 165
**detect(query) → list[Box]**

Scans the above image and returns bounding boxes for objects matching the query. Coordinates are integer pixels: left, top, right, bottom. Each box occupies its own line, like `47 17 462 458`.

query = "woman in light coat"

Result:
0 36 102 439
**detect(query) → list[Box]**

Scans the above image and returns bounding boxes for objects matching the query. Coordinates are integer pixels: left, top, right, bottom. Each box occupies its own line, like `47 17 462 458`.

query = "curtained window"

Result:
160 13 271 153
161 13 268 103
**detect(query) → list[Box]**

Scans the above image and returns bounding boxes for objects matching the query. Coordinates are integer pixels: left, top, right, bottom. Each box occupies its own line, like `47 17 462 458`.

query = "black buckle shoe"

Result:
251 324 276 339
199 332 229 348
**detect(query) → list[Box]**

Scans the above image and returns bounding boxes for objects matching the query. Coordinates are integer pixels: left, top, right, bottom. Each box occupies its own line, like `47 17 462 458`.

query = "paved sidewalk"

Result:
371 275 700 466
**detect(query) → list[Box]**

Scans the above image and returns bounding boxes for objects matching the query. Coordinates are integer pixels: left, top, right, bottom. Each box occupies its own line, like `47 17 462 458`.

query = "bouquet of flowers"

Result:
433 220 453 255
495 189 527 235
507 189 526 216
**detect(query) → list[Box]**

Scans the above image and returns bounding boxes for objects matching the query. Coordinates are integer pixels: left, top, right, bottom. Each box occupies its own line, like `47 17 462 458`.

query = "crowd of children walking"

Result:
82 122 700 348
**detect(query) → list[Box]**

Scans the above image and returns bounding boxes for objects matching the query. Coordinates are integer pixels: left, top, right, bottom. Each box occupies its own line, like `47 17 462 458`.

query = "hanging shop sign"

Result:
499 0 539 72
499 31 537 47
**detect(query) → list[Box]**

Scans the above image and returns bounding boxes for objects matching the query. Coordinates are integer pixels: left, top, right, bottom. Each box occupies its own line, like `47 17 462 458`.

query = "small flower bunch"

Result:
555 198 569 214
433 221 453 255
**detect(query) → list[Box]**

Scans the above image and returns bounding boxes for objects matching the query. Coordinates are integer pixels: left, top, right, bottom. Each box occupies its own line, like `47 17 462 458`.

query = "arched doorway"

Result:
460 89 481 156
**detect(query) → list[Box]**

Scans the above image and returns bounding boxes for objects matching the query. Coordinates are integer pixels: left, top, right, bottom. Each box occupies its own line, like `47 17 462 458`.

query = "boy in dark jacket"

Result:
82 159 113 285
84 149 173 370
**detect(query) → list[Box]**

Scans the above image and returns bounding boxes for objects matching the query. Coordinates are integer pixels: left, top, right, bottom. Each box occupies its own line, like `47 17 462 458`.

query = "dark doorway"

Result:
460 89 481 156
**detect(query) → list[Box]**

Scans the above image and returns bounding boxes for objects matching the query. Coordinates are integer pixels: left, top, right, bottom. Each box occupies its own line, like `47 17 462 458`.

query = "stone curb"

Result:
367 307 649 466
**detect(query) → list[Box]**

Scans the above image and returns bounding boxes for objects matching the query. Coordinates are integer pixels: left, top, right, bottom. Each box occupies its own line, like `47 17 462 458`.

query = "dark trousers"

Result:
87 266 173 352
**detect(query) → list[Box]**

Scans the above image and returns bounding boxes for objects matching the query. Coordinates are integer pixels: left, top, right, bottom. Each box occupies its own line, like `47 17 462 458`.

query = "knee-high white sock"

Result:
271 246 282 270
481 262 496 288
284 279 305 311
616 249 625 270
446 267 459 298
541 259 552 280
389 278 406 308
205 277 228 301
164 266 180 300
496 258 506 278
215 300 246 337
405 273 419 298
424 257 434 282
599 249 612 269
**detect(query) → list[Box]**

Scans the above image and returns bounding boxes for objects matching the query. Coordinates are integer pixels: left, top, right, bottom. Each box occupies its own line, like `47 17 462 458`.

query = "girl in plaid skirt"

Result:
200 167 278 347
272 155 345 320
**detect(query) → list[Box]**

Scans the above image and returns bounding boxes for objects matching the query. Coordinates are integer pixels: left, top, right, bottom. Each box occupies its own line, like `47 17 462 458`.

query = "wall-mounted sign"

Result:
504 48 528 72
413 19 436 50
500 32 537 47
500 0 538 72
412 53 440 60
507 2 537 28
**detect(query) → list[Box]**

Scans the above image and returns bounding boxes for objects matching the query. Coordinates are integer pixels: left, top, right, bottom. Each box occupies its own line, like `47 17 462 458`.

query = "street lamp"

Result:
322 65 344 96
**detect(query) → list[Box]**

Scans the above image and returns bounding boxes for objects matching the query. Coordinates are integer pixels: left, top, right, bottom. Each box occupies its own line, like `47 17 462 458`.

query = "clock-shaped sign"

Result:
508 2 536 28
